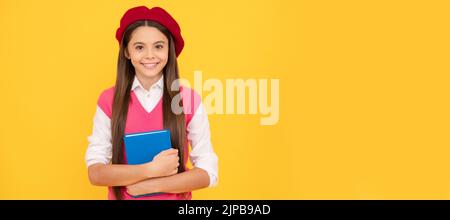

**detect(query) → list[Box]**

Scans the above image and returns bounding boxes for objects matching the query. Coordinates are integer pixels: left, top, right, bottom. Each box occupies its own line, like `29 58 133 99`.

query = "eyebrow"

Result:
132 41 166 46
153 41 165 45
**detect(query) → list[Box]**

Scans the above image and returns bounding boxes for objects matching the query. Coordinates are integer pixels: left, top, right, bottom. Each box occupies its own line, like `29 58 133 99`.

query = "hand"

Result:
126 179 158 196
145 148 179 178
126 182 144 196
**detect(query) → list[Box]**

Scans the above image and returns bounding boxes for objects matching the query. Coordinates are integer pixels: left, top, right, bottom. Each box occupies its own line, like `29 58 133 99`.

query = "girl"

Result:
85 6 218 200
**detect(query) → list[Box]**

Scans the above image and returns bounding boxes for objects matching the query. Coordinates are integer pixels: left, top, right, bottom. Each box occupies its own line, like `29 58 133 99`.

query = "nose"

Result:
144 47 155 60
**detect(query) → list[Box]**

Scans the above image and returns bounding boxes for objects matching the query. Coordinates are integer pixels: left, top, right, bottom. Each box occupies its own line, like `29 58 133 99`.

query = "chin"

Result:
139 69 163 78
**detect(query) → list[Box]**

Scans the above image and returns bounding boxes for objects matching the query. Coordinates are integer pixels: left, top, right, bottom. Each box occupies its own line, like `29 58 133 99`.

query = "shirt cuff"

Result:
194 156 219 187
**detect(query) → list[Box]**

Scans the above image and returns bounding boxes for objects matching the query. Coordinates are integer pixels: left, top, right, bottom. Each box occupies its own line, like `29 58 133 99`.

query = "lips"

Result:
141 62 159 69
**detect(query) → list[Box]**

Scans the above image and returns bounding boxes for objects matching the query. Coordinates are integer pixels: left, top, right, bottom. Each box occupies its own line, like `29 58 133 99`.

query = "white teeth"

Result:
142 63 158 68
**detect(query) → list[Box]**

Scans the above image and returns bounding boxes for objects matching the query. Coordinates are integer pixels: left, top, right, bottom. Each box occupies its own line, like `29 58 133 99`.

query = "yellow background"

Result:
1 0 449 199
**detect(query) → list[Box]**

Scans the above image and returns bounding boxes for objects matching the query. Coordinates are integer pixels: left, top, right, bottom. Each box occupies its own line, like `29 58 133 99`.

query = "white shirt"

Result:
85 75 218 187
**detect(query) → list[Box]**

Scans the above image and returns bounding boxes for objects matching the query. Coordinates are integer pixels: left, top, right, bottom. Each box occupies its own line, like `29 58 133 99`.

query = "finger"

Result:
161 148 178 155
125 188 134 196
170 154 180 160
167 148 179 155
166 154 178 160
172 149 179 155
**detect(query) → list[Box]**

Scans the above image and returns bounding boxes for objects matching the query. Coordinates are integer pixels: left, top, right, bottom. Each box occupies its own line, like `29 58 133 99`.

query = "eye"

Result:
135 45 144 50
155 44 164 49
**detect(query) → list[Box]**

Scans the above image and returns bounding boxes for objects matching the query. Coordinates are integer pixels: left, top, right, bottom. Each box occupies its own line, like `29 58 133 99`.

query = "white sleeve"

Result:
187 103 219 187
85 106 112 167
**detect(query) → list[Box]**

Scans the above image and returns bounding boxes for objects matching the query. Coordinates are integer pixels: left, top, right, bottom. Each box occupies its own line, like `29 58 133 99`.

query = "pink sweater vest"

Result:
97 86 201 200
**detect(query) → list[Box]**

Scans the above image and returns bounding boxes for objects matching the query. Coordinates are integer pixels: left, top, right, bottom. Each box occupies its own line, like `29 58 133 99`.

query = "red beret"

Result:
116 6 184 57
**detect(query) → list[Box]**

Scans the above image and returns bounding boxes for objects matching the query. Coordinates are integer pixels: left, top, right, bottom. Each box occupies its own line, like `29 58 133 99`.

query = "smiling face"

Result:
125 26 169 89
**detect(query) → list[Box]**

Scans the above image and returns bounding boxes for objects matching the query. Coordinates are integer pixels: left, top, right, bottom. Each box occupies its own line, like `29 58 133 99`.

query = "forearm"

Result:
128 167 210 195
88 163 151 187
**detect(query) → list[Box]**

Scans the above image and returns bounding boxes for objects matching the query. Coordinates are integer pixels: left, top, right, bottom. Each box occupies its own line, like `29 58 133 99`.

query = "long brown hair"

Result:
111 20 186 200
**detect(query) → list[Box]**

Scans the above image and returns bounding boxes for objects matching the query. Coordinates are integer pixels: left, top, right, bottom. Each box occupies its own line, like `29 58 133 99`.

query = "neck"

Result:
136 73 163 91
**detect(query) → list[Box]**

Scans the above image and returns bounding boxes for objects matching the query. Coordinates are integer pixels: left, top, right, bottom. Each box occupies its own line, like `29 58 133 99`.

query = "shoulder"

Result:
97 86 115 119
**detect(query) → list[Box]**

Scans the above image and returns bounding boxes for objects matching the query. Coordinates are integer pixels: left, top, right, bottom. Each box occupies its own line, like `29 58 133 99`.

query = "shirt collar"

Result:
131 74 164 92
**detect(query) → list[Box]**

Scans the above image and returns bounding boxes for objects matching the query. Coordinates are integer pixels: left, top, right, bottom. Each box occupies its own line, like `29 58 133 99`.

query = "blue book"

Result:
124 129 172 165
124 129 172 198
